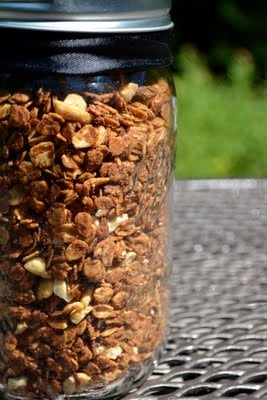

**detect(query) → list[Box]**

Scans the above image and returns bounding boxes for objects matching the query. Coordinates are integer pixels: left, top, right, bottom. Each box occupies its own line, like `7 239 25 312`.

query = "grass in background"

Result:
174 47 267 179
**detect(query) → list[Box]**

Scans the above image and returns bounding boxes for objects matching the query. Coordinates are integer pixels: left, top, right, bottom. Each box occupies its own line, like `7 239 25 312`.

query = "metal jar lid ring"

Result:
0 0 173 32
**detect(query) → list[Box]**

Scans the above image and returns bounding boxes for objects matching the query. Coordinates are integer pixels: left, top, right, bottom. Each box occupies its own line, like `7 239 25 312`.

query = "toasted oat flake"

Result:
65 239 88 261
48 320 68 330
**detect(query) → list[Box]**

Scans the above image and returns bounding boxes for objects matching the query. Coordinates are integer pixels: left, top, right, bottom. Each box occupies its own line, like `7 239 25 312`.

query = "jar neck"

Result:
0 29 173 74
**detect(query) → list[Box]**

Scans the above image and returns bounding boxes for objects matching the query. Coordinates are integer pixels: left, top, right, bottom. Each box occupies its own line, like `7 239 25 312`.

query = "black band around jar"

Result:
0 28 173 74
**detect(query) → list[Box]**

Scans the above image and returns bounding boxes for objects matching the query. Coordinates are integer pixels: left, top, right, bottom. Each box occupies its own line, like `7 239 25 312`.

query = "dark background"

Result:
170 0 267 82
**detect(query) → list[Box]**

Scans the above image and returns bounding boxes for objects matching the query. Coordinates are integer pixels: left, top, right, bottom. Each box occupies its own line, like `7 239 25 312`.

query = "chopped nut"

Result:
72 125 98 149
63 372 91 395
80 289 93 307
24 257 51 278
15 321 28 335
105 345 123 360
29 141 55 168
7 377 28 391
70 303 92 325
53 99 92 124
53 279 73 303
63 375 76 395
64 93 87 111
96 125 107 145
120 82 138 103
76 371 91 386
122 251 137 265
107 213 128 233
37 279 54 300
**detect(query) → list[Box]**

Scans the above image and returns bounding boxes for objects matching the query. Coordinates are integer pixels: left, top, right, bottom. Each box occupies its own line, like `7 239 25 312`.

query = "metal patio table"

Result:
122 179 267 400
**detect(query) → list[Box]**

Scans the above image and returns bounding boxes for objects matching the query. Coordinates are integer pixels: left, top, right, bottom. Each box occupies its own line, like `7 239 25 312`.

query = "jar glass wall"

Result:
0 68 176 399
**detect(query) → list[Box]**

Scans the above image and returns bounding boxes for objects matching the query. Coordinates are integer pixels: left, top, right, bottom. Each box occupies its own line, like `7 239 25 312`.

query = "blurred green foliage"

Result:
171 0 267 81
170 0 267 178
174 47 267 178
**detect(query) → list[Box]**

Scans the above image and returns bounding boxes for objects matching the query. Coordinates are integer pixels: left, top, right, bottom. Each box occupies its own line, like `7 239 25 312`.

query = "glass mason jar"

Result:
0 2 176 399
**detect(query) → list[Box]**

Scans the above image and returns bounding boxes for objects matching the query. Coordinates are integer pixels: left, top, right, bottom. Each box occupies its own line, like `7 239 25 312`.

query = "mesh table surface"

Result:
121 179 267 400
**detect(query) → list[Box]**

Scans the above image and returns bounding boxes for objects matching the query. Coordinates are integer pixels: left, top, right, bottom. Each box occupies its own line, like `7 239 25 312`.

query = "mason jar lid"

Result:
0 0 173 32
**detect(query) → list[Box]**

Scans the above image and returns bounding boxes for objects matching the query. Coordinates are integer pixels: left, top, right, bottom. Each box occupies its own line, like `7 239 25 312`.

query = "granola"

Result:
0 76 174 398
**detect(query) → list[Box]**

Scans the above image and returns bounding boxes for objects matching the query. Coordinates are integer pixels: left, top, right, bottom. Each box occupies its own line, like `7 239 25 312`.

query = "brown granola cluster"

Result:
0 77 174 398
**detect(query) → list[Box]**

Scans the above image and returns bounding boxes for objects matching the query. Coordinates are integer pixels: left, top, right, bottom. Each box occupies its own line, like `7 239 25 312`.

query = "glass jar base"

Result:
1 352 160 400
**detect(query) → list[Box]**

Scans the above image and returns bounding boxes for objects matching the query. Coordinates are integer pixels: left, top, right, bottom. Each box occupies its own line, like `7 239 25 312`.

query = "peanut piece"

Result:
120 82 138 103
15 322 28 335
29 141 55 168
72 125 97 149
63 372 91 395
105 345 123 360
107 213 128 233
24 257 51 278
37 279 54 300
69 302 92 325
7 377 28 391
122 251 137 265
64 93 87 111
53 279 73 303
53 99 92 124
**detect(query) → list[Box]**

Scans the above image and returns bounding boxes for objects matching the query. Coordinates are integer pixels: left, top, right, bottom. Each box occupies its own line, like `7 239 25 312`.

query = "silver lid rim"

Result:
0 18 174 32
